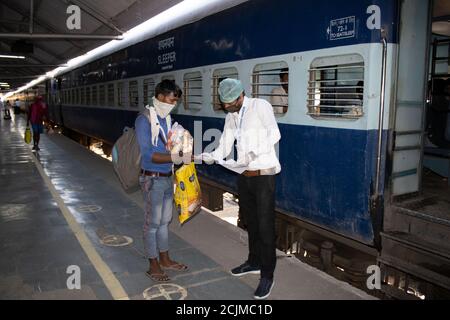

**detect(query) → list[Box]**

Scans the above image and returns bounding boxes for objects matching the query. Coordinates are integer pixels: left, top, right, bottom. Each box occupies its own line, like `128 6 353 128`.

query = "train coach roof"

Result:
0 0 248 92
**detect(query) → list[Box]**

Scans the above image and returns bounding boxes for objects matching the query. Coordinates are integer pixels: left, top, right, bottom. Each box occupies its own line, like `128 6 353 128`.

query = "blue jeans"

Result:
139 175 174 259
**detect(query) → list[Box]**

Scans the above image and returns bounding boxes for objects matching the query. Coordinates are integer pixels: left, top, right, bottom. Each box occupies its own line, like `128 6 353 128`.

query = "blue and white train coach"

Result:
46 0 435 295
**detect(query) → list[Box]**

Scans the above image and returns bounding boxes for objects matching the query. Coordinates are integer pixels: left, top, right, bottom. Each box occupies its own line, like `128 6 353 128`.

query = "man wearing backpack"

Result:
135 80 189 282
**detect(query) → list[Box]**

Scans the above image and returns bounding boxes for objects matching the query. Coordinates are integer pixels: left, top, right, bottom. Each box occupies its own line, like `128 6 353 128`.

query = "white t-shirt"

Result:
270 87 288 114
210 96 281 173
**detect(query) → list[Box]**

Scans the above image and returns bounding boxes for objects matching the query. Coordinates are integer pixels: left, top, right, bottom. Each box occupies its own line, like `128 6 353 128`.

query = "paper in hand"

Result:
197 153 247 174
217 159 247 174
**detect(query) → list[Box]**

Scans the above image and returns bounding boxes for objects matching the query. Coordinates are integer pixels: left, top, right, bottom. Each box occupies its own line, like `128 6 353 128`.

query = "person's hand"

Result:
235 151 255 167
194 153 215 165
236 156 248 167
183 152 193 164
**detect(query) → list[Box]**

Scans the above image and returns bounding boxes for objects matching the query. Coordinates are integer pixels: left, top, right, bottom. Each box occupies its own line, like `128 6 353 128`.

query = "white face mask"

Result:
152 96 175 118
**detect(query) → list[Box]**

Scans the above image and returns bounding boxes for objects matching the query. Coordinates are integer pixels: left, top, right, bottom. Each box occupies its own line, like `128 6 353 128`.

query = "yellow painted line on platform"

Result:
29 152 130 300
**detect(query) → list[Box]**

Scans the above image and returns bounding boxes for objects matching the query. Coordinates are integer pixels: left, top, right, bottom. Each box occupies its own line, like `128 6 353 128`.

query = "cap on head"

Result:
218 78 243 103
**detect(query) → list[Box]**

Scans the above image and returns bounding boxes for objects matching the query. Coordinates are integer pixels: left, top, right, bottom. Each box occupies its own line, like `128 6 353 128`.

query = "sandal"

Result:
161 262 188 271
145 270 170 282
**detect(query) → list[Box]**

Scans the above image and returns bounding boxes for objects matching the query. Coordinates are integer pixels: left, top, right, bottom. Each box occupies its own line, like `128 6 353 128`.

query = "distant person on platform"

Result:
5 100 12 113
14 98 21 114
3 100 11 119
27 96 48 151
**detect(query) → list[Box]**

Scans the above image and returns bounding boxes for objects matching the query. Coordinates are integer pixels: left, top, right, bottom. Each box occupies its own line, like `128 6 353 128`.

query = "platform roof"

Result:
0 0 182 92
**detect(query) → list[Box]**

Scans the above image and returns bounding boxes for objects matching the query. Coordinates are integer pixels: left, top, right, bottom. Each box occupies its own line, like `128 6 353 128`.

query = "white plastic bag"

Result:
167 122 193 155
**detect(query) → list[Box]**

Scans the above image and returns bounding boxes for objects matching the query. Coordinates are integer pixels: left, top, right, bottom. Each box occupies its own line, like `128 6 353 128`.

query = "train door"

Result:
389 0 431 199
380 0 450 299
426 39 450 176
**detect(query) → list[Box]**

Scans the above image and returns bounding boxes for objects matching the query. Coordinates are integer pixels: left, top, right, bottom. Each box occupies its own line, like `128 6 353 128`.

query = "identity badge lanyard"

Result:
236 106 246 143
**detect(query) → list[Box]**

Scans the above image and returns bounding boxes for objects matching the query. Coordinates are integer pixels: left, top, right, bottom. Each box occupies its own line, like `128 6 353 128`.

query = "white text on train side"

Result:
158 37 175 50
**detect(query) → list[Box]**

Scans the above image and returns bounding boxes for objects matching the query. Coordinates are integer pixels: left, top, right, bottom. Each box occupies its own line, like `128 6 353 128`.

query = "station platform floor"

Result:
0 114 376 300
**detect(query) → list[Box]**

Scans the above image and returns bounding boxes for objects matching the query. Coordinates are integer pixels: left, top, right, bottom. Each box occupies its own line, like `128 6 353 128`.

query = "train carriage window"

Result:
76 88 80 104
92 85 98 106
308 54 364 119
162 75 175 82
183 71 203 110
117 82 125 107
107 84 114 106
70 89 74 104
252 62 289 114
99 85 105 106
212 67 239 111
143 78 155 106
86 86 91 105
129 80 139 107
80 87 85 105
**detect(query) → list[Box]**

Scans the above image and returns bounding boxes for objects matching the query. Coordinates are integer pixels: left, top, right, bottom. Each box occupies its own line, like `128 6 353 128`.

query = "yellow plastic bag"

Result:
24 127 32 144
174 162 202 225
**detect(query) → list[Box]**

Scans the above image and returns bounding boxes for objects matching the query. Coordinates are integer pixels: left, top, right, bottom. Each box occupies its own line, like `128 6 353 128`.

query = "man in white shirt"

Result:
14 98 21 114
201 78 281 299
270 68 288 114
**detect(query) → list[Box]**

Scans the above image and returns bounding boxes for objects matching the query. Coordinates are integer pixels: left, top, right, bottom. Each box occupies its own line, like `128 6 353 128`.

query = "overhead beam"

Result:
1 0 85 50
0 64 66 67
29 0 34 34
0 37 54 66
0 19 29 26
0 25 67 61
0 28 59 89
0 33 123 40
0 44 47 87
0 75 42 79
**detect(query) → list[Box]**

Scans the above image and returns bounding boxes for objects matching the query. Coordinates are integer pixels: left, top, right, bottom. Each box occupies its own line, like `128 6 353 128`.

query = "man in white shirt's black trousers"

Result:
201 78 281 300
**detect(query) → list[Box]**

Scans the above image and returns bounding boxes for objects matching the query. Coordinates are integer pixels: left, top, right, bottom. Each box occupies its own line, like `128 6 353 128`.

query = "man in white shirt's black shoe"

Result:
200 78 281 300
